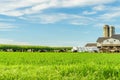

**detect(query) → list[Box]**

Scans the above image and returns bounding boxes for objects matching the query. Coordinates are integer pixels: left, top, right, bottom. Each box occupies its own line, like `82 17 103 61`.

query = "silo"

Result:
110 26 115 37
103 25 109 37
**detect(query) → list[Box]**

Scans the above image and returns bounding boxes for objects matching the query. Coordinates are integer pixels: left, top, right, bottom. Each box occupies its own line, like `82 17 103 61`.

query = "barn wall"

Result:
103 38 120 44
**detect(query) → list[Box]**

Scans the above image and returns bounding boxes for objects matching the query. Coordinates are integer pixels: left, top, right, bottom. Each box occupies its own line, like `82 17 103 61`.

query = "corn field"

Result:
0 44 72 52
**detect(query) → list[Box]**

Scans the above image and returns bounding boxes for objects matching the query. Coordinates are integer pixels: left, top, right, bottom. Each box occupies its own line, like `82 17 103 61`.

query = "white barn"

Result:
71 46 99 52
97 34 120 52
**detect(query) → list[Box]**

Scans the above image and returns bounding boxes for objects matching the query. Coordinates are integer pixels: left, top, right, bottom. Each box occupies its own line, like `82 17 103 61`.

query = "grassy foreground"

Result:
0 52 120 80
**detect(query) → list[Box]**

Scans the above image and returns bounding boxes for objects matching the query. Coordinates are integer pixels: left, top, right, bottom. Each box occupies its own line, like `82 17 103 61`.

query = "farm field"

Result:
0 52 120 80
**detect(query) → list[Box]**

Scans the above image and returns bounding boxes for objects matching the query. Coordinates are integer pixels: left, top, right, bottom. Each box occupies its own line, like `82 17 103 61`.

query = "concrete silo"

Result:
110 26 115 37
103 25 109 37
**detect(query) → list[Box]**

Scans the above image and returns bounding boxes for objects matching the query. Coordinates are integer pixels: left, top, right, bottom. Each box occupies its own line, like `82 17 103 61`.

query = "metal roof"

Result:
85 43 97 47
97 34 120 43
96 37 109 43
111 34 120 40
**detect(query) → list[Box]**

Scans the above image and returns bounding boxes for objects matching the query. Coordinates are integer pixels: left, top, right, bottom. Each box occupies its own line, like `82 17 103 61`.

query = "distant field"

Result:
0 52 120 80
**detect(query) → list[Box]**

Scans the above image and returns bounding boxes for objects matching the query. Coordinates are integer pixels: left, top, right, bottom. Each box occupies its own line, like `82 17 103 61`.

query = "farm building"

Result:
86 25 120 52
85 43 97 47
71 46 99 52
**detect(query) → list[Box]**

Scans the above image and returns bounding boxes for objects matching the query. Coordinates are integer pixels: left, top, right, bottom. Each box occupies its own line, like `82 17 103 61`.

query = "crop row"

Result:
0 44 72 52
0 52 120 80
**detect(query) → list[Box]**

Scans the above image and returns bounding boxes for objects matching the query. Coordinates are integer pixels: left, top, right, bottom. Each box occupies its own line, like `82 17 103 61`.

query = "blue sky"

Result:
0 0 120 46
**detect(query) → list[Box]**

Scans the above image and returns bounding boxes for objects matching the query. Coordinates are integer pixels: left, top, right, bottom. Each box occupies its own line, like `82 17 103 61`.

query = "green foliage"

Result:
0 52 120 79
0 44 72 52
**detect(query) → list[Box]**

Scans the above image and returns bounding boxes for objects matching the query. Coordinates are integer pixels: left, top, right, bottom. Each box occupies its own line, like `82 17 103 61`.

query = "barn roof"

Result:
96 37 109 43
85 43 97 47
97 34 120 43
111 34 120 40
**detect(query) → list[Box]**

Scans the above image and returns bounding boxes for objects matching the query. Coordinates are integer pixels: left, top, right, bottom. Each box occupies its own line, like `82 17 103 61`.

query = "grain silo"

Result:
110 26 115 37
103 25 109 37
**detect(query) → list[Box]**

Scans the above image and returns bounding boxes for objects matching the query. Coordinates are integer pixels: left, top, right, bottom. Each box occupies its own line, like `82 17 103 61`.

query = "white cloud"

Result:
89 5 120 22
0 0 50 16
1 11 23 17
20 13 68 24
0 38 30 45
0 23 16 28
0 0 116 16
39 14 68 24
93 5 106 11
60 0 115 7
83 11 97 15
99 11 120 20
0 22 17 31
21 13 95 25
70 22 87 26
1 0 118 28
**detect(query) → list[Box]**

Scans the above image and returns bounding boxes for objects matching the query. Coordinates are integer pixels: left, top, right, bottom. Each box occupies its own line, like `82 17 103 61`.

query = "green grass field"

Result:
0 52 120 80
